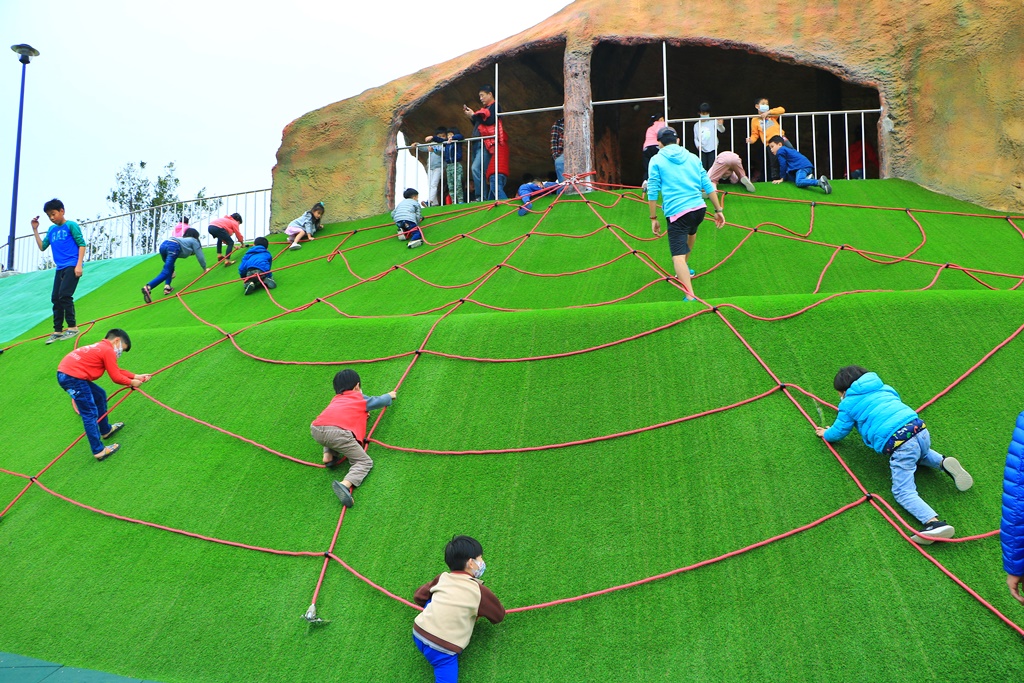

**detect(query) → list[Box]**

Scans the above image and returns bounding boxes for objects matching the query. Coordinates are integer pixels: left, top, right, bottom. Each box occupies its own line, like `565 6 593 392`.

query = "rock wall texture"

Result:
271 0 1024 223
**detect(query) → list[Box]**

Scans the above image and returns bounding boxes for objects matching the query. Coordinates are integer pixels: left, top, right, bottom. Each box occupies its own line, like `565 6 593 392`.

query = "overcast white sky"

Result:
0 0 570 240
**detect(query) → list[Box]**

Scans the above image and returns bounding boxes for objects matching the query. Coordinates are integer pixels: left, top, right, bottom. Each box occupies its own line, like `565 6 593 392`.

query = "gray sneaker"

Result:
60 329 79 341
332 481 354 508
818 176 833 195
941 457 974 491
45 332 63 345
740 177 755 193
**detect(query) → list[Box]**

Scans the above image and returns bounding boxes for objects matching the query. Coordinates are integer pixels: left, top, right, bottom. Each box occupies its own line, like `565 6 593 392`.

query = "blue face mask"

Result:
115 345 123 359
700 113 709 118
758 104 770 113
472 559 486 579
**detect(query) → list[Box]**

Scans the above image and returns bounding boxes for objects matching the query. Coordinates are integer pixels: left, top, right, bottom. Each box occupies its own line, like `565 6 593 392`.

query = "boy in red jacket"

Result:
413 535 505 682
311 369 396 507
56 329 151 460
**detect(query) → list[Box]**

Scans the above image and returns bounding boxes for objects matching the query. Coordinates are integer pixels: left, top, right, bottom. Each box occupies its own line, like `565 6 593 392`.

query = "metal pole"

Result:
662 41 669 124
6 59 28 271
812 115 818 175
828 113 834 180
844 113 850 180
861 112 867 179
494 62 499 201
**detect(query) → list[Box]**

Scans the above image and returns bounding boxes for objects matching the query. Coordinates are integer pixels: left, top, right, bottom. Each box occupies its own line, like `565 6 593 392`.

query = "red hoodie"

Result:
57 339 136 386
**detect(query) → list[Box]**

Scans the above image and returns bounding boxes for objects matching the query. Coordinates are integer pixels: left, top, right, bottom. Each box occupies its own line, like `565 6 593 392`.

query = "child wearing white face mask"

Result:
746 97 793 181
56 328 152 461
413 535 505 682
693 102 725 171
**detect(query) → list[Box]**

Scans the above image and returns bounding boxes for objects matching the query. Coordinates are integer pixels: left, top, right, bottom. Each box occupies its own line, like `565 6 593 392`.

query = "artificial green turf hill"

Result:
2 179 1024 682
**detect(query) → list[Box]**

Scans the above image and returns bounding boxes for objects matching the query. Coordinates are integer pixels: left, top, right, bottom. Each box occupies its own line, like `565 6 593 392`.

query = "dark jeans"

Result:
208 226 234 255
243 267 277 289
147 240 181 289
489 173 508 201
700 150 716 171
470 143 491 201
396 220 422 241
51 266 80 332
57 372 111 455
642 145 659 182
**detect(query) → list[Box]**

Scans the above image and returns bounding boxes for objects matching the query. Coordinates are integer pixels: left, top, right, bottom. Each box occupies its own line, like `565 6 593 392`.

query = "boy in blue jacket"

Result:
30 199 87 344
516 174 546 216
1001 411 1024 605
768 136 832 194
814 366 973 544
646 126 725 301
239 237 276 295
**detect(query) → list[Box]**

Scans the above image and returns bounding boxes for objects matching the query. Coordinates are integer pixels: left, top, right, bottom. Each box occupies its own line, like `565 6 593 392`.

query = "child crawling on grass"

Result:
815 365 973 544
413 535 505 683
310 369 396 508
142 228 209 303
238 237 276 295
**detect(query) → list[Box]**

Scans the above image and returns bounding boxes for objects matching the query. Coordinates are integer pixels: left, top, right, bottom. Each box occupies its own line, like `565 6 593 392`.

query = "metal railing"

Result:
397 134 497 205
668 108 882 182
0 189 271 274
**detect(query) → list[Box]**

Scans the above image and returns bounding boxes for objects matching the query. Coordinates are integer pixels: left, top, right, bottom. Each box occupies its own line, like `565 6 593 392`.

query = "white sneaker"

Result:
407 239 423 249
289 243 302 251
941 457 974 491
396 229 407 241
740 177 755 193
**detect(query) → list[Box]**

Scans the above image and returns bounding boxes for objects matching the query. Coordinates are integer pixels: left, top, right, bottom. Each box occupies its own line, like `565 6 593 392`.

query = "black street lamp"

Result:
6 43 39 273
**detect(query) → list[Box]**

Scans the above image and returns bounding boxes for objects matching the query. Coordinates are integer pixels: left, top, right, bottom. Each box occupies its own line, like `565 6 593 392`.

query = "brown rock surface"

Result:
272 0 1024 223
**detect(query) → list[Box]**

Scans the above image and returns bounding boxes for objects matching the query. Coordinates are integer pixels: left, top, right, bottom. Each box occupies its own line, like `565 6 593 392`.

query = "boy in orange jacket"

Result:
56 329 151 460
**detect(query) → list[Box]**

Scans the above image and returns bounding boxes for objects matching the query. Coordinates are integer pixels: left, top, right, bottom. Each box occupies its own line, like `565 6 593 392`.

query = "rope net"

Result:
2 177 1023 636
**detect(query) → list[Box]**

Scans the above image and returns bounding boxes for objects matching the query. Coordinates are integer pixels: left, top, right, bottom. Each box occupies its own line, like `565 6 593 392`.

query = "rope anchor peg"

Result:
303 603 330 625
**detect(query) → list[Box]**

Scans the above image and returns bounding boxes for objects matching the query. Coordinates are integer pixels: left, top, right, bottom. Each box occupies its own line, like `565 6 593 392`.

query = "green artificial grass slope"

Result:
1 179 1024 682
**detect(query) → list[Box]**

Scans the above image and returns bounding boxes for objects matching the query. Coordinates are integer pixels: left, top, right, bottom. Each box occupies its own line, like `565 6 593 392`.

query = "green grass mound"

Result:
2 179 1024 682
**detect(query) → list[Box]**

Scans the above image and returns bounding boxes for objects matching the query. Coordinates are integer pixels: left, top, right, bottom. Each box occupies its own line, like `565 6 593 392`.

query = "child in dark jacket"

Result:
768 136 832 194
413 535 505 682
815 366 973 544
311 369 396 508
142 228 209 303
238 237 275 295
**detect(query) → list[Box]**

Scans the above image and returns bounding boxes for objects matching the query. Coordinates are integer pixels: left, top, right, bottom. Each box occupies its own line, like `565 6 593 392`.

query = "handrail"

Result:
78 188 272 226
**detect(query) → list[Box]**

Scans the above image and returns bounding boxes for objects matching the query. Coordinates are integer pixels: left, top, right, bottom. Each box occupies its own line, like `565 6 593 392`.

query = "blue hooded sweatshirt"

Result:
775 145 814 179
646 144 714 219
822 372 919 453
1002 411 1024 576
238 244 273 277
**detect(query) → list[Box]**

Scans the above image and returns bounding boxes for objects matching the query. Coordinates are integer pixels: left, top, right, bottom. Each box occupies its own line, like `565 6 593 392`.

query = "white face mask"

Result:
758 104 770 113
700 113 709 118
471 558 486 579
114 343 123 359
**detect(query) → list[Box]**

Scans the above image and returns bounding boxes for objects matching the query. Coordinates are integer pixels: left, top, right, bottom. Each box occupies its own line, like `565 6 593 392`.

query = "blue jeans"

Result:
889 429 943 523
396 220 421 241
57 372 111 455
793 168 819 188
470 143 491 201
554 154 565 183
489 173 508 201
147 240 181 289
413 633 458 683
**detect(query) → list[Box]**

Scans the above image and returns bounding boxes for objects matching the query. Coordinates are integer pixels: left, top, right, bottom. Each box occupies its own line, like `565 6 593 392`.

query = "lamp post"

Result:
6 44 39 273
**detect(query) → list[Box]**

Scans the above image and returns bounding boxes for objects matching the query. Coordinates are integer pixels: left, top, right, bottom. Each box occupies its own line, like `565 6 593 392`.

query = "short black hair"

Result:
43 198 64 213
333 369 360 394
444 535 483 572
447 126 461 136
105 328 131 352
756 97 769 105
230 213 243 223
768 135 785 146
435 126 447 136
833 366 869 393
649 113 664 123
699 102 711 113
254 236 269 248
183 227 200 239
181 216 190 224
403 188 419 199
479 84 494 95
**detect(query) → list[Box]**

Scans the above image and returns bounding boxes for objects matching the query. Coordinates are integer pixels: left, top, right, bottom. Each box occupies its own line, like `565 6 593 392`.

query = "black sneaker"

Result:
941 457 973 491
911 519 954 545
244 280 257 296
331 481 354 508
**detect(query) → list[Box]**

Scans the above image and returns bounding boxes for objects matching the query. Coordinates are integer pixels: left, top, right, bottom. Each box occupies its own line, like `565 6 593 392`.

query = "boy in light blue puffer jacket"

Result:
814 366 973 545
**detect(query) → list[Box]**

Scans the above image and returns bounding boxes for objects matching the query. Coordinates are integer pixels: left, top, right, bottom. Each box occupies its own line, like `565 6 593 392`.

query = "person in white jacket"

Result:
692 102 725 171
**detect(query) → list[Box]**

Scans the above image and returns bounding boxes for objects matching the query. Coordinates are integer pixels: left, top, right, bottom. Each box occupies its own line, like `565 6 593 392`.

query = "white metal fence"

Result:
0 189 271 274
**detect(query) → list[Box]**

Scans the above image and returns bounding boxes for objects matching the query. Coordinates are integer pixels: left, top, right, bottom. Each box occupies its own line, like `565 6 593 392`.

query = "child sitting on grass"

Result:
311 369 396 508
392 188 424 249
238 236 276 295
284 201 325 251
814 365 973 544
56 329 151 461
768 135 832 194
516 174 546 216
142 228 209 303
413 535 505 682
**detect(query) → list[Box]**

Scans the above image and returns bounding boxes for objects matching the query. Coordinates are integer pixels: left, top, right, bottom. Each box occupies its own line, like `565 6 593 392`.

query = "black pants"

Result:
700 151 716 171
208 226 234 255
51 266 80 332
642 146 660 182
